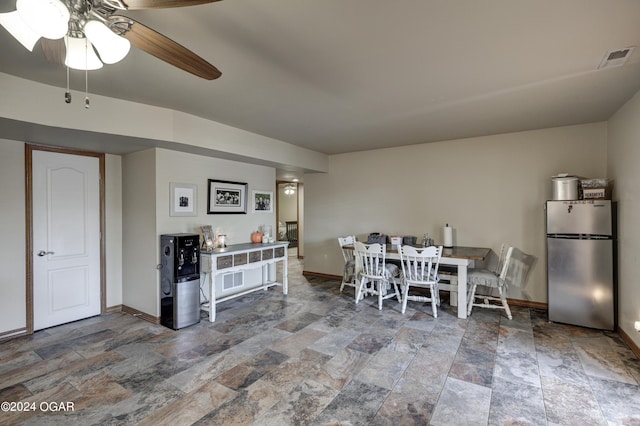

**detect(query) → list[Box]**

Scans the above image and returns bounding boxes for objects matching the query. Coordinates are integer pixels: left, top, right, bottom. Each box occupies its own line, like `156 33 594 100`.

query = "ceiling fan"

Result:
0 0 222 80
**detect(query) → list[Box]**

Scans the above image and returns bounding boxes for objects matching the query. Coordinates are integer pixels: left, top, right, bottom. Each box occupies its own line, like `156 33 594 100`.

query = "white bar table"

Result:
200 241 289 322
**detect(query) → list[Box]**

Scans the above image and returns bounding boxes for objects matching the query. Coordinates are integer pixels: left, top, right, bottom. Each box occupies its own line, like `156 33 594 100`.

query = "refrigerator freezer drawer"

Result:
547 238 614 330
546 200 612 236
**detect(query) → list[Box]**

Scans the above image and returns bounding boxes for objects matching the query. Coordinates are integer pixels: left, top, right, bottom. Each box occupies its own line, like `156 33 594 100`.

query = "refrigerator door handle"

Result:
547 233 612 240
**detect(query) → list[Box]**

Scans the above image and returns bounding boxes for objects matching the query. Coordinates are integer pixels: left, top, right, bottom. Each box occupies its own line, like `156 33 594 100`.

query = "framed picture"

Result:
200 225 215 251
253 190 273 213
170 182 197 216
207 179 248 214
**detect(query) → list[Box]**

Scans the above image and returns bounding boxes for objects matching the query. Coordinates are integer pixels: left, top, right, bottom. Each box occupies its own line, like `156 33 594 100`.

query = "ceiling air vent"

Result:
598 47 635 70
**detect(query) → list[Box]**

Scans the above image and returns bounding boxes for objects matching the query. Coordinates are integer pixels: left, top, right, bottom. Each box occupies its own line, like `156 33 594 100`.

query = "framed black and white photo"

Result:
252 190 273 213
170 182 197 216
207 179 248 214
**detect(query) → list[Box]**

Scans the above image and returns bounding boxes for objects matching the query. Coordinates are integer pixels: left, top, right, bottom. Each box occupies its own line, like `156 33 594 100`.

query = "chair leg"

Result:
355 277 366 304
378 279 384 311
401 283 409 314
498 286 513 320
340 265 353 293
467 284 478 316
431 284 438 318
392 278 402 304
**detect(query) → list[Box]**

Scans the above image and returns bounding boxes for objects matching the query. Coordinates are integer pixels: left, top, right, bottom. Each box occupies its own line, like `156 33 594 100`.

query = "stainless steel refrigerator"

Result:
546 200 616 330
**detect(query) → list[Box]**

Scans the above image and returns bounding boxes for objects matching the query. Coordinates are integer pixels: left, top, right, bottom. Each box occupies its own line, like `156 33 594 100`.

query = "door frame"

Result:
275 180 300 257
25 144 106 334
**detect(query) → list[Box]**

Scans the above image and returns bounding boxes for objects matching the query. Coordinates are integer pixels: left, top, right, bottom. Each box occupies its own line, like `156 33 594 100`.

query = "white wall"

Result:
0 140 26 335
122 149 157 316
155 148 276 243
607 89 640 348
105 154 123 308
304 122 607 303
0 72 328 174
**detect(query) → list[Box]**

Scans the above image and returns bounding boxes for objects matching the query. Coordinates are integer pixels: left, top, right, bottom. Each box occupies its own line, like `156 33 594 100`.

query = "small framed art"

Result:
170 182 197 217
252 190 273 213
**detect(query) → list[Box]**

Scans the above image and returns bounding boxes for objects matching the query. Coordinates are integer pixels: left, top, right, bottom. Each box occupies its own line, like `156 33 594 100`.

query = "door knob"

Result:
37 250 55 257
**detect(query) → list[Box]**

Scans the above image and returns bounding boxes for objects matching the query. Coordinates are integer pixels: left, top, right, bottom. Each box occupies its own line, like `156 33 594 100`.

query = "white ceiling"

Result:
1 0 640 158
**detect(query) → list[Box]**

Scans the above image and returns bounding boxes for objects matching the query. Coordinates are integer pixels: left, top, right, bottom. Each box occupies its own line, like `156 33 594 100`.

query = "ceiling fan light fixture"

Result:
0 11 40 51
84 20 130 64
16 0 69 40
64 36 103 70
284 184 296 196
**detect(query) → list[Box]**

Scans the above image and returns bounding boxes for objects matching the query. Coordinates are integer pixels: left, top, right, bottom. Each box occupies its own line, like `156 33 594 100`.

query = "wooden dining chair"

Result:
338 235 357 293
353 241 402 310
466 244 513 319
397 244 443 317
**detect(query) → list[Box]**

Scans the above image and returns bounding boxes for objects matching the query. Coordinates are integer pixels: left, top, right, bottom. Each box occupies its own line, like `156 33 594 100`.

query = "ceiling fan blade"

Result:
109 15 221 80
37 38 66 67
117 0 222 10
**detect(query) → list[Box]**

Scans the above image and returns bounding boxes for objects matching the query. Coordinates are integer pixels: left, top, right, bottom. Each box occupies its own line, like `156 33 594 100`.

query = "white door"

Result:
32 150 101 330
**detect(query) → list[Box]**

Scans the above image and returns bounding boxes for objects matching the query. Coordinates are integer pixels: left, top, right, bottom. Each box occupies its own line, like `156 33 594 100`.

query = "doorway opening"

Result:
276 181 300 258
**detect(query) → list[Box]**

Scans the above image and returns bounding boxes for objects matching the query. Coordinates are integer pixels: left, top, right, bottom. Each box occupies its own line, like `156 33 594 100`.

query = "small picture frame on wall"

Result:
207 179 248 214
253 190 273 213
170 182 197 216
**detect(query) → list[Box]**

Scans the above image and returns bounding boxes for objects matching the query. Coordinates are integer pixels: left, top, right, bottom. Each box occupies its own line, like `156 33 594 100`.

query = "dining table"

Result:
346 244 491 319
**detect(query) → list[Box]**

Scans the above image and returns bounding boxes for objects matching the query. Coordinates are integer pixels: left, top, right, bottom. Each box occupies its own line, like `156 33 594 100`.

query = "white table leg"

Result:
457 264 468 319
209 271 216 322
283 256 288 294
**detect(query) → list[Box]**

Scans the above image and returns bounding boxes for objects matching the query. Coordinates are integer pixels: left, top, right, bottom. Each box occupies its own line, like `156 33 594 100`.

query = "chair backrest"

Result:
338 235 356 263
353 241 387 277
497 245 515 282
398 244 443 283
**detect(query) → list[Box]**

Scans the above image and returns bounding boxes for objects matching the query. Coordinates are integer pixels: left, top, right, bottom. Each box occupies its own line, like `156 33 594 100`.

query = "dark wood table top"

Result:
345 244 491 261
440 246 491 260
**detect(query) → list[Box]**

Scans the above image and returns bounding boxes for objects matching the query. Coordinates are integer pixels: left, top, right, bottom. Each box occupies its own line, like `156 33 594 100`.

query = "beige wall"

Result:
607 89 640 348
122 149 158 316
0 140 26 335
0 72 328 174
105 154 123 308
304 122 607 303
155 148 276 242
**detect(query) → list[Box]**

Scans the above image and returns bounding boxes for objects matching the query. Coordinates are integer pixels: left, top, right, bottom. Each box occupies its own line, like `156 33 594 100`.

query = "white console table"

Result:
200 241 289 322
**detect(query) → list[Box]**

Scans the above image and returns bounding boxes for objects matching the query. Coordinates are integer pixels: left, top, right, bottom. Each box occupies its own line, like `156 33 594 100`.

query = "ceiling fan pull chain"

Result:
65 66 71 104
84 69 90 109
84 37 90 109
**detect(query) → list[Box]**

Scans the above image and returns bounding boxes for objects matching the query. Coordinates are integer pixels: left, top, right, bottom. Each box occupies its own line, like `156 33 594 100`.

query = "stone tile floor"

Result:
1 257 639 425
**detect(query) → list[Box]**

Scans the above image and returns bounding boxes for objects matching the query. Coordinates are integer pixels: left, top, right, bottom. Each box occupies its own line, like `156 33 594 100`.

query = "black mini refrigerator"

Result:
160 234 201 329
